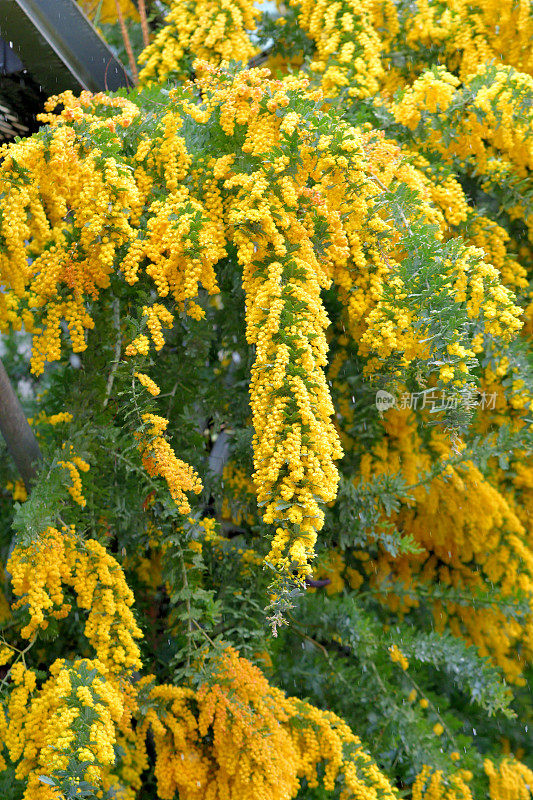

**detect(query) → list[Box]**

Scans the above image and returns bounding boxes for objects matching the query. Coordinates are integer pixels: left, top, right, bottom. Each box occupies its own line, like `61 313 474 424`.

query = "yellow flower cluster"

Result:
220 462 256 527
0 1 531 797
321 332 533 684
58 446 90 507
216 72 347 575
0 94 140 375
5 479 28 502
125 334 150 357
288 0 384 98
412 758 533 800
308 550 348 596
412 765 473 800
0 88 223 376
138 413 203 512
468 216 528 293
0 59 525 586
485 757 533 799
134 371 161 396
453 248 523 344
8 526 142 672
139 648 397 800
0 658 125 798
402 0 533 80
0 57 527 645
142 303 174 351
326 130 479 381
138 0 258 84
393 67 460 131
390 65 533 242
46 411 74 426
388 644 409 671
351 408 533 683
122 179 223 320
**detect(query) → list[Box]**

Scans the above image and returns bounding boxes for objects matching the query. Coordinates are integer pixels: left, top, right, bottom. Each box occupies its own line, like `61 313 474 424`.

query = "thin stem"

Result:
369 172 412 232
138 0 151 47
405 671 458 748
0 637 36 692
287 613 329 659
179 546 193 669
96 443 161 495
103 299 121 409
192 618 217 649
287 613 361 700
113 0 139 84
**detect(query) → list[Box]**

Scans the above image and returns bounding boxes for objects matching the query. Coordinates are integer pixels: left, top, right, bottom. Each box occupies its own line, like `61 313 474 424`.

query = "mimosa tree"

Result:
0 0 533 798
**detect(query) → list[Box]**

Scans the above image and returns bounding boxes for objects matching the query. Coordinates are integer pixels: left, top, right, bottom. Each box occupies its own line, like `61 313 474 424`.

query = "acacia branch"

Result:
0 358 42 491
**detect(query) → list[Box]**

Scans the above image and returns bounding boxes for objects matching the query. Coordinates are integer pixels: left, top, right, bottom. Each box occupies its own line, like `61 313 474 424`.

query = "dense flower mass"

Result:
8 526 142 671
138 0 259 84
0 63 523 582
0 0 532 797
136 647 399 800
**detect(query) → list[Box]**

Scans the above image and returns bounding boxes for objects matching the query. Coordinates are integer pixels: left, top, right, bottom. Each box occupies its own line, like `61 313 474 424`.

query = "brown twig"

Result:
103 299 121 409
114 0 139 84
179 546 193 669
138 0 151 48
192 618 218 649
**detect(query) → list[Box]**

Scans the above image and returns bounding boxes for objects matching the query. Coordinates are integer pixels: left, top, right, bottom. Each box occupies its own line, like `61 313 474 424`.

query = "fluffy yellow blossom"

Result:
139 648 397 800
137 414 203 512
142 303 174 351
46 412 74 425
388 644 409 670
8 527 142 672
0 657 126 795
138 0 258 84
134 371 161 396
125 334 150 358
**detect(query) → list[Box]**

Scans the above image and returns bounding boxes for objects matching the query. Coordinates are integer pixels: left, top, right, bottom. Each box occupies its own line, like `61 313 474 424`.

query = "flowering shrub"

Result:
0 0 532 797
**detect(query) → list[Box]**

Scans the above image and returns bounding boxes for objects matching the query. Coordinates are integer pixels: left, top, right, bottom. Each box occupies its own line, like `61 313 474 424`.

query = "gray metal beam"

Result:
0 0 132 94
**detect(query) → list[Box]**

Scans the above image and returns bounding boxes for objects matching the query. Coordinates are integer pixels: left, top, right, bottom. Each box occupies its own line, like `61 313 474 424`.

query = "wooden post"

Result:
0 357 41 490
